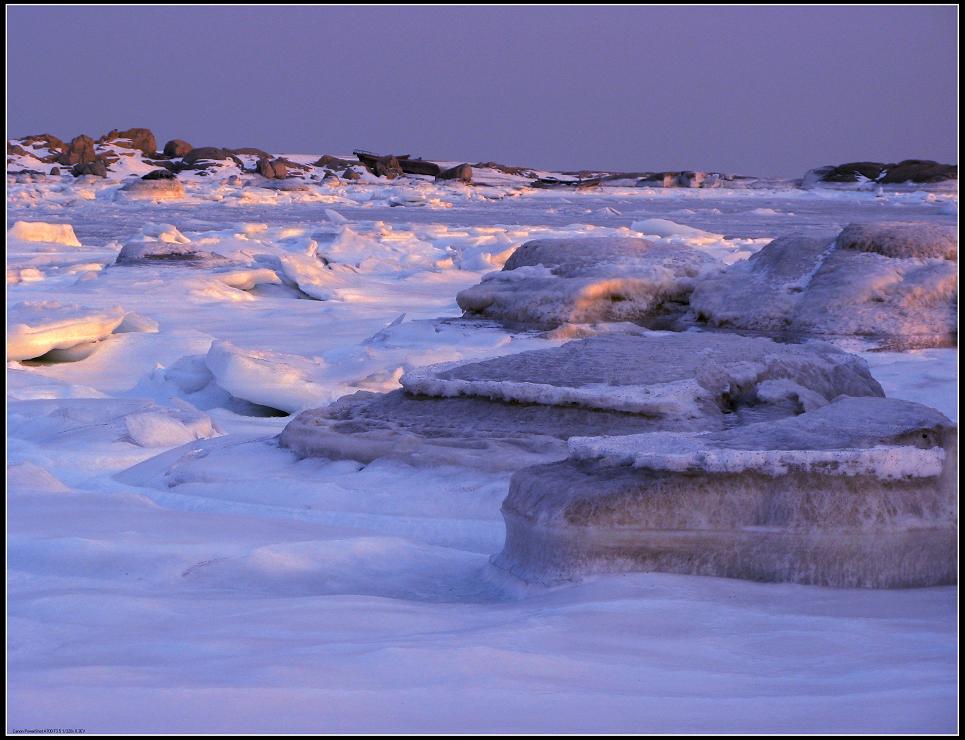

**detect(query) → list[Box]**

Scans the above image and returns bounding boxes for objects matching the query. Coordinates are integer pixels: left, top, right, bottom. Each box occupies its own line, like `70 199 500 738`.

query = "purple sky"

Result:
7 6 957 176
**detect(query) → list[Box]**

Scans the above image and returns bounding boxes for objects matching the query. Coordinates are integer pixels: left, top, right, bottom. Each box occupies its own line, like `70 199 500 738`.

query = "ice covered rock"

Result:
116 177 186 201
495 396 956 588
281 332 883 471
7 221 82 247
457 237 719 330
691 223 958 348
8 133 66 163
115 223 227 265
8 301 126 361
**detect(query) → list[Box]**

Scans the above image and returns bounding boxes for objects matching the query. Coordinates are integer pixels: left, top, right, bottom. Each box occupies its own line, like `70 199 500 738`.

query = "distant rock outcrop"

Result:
436 163 473 183
60 135 97 166
98 128 157 157
180 147 244 169
70 160 108 177
803 159 957 186
163 139 193 158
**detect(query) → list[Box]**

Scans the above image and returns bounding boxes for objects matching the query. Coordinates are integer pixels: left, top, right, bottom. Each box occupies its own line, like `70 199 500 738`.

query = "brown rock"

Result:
375 156 404 179
71 159 108 177
256 157 276 178
880 160 958 184
269 158 288 179
399 159 442 176
436 163 473 183
314 154 355 169
60 135 97 166
181 147 243 168
163 139 193 158
142 168 177 180
98 128 157 157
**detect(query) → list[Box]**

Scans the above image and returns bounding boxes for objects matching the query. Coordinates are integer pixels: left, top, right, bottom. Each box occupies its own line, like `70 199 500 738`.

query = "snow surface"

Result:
6 160 957 732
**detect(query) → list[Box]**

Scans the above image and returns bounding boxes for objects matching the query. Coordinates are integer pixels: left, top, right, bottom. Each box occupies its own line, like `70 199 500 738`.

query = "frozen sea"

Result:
6 168 958 733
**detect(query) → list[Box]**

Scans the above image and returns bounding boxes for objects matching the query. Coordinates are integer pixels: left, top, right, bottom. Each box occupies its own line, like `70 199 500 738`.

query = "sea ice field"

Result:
6 157 958 733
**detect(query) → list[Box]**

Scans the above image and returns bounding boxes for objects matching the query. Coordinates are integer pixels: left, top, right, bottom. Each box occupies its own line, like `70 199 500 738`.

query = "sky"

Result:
6 5 958 176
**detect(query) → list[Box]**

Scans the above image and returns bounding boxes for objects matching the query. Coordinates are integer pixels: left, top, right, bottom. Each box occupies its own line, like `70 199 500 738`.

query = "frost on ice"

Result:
456 237 719 330
280 332 884 471
495 396 956 588
691 222 958 348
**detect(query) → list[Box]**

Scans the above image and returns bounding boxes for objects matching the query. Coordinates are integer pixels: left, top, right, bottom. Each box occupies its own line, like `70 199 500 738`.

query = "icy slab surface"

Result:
570 397 951 478
691 223 958 348
8 220 82 246
282 333 883 470
8 301 126 361
457 237 720 330
403 332 883 417
496 397 956 588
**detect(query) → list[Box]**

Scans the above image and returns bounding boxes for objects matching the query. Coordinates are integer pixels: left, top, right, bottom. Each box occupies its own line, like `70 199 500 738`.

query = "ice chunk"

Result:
7 221 81 247
281 333 883 471
457 237 719 330
691 224 958 348
7 301 126 361
496 397 956 588
216 268 282 291
204 340 333 414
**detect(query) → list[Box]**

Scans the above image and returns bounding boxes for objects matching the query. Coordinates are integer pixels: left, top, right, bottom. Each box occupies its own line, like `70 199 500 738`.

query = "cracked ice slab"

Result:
281 332 884 471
